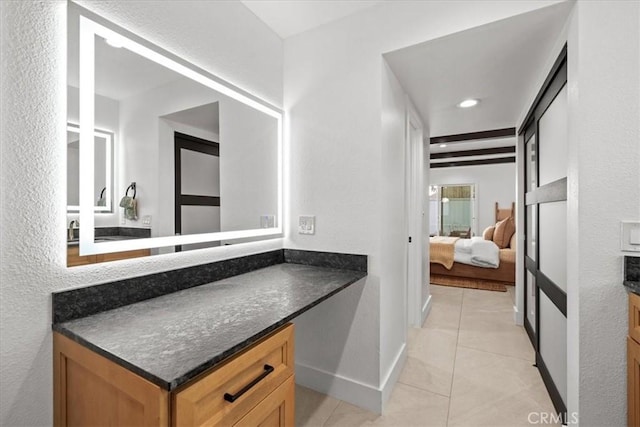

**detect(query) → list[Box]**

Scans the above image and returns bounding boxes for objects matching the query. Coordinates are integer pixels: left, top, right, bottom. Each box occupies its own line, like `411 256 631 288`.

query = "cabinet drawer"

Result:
234 376 295 427
174 324 294 427
630 293 640 344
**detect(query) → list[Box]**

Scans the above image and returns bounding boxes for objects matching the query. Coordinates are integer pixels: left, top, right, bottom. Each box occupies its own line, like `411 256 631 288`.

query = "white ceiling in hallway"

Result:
241 0 385 39
384 1 573 137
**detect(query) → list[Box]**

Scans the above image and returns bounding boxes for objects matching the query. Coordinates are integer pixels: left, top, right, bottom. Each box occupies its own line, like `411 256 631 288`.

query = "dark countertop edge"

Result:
624 281 640 295
53 270 367 391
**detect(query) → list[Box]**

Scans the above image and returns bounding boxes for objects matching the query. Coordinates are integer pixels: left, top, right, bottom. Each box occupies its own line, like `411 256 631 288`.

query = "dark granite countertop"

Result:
625 281 640 295
624 256 640 295
53 262 366 390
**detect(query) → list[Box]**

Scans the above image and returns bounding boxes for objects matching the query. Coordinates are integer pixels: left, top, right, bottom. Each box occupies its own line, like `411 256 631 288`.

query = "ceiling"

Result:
162 102 220 134
241 0 384 39
384 1 573 138
68 21 184 100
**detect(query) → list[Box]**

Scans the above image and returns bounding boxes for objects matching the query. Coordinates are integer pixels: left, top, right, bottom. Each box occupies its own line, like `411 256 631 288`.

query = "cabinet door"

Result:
234 376 294 427
630 293 640 344
54 333 169 427
629 337 640 427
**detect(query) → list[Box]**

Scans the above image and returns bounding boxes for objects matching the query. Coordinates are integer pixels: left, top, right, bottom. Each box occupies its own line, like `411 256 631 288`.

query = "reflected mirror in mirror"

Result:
67 124 112 212
67 6 282 263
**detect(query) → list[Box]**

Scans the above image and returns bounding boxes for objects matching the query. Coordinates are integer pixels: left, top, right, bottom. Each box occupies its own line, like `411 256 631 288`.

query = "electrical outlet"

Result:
298 216 315 235
142 215 152 227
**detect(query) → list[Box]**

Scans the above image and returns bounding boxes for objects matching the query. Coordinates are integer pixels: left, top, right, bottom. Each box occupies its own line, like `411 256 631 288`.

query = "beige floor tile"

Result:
295 384 341 427
423 286 463 330
322 401 378 427
398 327 458 396
372 383 449 427
447 346 558 427
324 384 449 427
458 298 534 361
462 288 514 310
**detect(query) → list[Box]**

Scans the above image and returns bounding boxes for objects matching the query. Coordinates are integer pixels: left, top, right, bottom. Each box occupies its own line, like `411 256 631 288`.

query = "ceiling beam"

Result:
430 127 515 144
430 156 515 168
430 146 515 160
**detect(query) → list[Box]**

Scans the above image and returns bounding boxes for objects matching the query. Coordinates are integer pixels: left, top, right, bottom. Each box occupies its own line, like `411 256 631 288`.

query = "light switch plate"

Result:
142 215 152 227
298 215 315 235
621 221 640 252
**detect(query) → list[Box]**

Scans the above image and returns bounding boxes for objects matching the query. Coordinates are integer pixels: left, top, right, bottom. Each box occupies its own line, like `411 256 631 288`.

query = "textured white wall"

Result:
430 163 517 234
284 0 566 411
567 1 640 424
0 1 283 425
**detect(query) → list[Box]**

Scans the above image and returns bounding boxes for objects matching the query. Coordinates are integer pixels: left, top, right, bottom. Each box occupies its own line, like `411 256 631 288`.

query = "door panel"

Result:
526 271 536 332
174 132 221 252
539 292 568 403
538 85 568 187
180 149 220 197
538 201 567 292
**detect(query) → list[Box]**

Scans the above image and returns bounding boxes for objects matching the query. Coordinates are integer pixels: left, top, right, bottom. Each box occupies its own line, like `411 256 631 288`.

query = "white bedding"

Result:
453 237 500 269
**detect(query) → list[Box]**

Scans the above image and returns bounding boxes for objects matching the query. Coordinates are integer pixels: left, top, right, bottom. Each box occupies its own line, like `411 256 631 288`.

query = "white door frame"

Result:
405 97 424 328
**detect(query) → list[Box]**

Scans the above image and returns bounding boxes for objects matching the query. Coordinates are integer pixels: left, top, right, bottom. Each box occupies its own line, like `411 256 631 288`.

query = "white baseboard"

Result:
380 343 407 412
421 294 433 326
295 344 407 415
295 362 382 413
513 304 524 325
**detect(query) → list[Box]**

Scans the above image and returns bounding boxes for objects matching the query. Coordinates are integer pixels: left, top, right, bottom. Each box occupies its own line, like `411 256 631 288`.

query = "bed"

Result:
429 202 516 284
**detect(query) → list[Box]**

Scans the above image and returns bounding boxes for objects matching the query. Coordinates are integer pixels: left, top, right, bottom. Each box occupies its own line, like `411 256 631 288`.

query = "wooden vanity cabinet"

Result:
54 324 295 426
629 293 640 427
67 246 150 267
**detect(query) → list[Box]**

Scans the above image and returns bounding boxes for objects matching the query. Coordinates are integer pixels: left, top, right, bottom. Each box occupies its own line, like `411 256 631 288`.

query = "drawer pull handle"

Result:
224 364 275 403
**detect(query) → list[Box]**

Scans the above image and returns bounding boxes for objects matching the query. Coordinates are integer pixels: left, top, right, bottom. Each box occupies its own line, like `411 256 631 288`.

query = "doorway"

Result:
406 100 425 328
429 184 476 238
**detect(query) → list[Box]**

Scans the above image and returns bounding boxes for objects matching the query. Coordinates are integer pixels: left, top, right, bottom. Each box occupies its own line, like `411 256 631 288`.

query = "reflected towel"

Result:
124 198 138 220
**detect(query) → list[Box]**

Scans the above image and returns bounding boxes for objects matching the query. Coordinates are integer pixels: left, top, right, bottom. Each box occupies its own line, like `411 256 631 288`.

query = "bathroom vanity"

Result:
52 249 367 426
626 256 640 427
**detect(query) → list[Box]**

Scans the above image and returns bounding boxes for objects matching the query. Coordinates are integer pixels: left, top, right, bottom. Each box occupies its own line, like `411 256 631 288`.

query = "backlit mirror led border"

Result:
74 7 283 256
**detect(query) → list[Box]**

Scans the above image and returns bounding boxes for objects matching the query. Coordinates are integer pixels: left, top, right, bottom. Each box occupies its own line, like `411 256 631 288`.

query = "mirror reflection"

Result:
67 10 281 265
67 125 112 212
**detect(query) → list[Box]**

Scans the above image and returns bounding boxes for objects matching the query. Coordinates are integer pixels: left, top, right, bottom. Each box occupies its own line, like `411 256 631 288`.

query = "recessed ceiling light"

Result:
439 144 447 148
458 99 479 108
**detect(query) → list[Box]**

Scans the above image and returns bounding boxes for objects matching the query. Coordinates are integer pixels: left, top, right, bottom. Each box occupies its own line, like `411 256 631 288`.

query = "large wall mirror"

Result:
67 4 282 263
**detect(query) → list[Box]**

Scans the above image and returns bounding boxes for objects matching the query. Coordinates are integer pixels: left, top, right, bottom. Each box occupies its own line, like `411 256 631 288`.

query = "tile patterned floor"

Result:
295 284 559 427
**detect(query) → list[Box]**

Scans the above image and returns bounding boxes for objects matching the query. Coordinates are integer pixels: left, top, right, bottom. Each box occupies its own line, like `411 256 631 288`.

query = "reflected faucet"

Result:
68 220 79 241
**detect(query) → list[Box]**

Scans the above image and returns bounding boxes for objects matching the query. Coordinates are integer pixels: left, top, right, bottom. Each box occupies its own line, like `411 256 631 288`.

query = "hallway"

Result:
296 285 558 426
